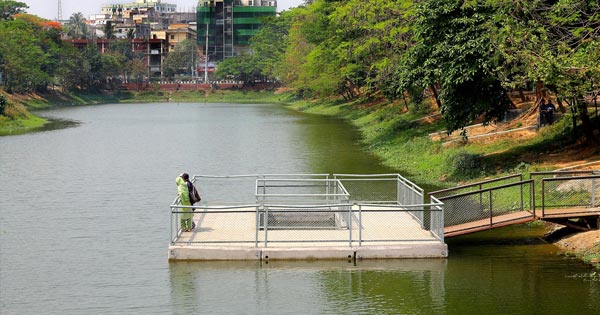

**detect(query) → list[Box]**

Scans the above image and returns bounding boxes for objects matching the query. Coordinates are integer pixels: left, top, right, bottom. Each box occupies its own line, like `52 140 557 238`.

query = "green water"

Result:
0 102 596 314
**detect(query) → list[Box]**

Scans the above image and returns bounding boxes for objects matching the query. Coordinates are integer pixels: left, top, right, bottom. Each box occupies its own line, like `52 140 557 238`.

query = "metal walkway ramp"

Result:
430 171 600 237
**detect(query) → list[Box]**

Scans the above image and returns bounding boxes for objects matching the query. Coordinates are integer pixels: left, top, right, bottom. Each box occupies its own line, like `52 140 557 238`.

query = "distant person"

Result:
176 173 193 232
538 98 547 127
544 100 556 125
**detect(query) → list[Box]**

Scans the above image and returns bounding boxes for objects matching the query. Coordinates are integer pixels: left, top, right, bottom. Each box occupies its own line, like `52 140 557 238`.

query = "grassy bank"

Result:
285 97 597 188
127 89 292 104
0 89 291 135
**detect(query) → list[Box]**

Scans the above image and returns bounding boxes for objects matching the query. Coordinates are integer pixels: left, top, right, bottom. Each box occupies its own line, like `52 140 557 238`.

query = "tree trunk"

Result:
578 101 599 144
506 91 516 109
518 89 527 102
569 98 578 138
402 93 409 111
535 79 544 101
556 97 567 113
429 84 442 109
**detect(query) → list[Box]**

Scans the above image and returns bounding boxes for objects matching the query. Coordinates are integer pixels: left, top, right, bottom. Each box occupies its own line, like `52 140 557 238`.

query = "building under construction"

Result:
197 0 277 62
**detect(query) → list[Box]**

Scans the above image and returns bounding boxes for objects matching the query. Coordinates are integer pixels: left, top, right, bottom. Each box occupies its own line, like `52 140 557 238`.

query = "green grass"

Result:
286 96 598 189
0 114 48 136
127 90 295 104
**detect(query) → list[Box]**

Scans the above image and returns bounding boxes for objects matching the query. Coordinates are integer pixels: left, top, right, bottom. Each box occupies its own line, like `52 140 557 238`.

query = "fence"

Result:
169 202 444 246
334 173 424 204
429 174 523 199
170 174 443 246
256 178 349 204
191 174 330 205
540 175 600 216
436 180 535 227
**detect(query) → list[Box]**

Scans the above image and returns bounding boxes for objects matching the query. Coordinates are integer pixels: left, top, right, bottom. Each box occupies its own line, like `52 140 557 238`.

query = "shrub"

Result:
0 94 6 116
449 152 485 180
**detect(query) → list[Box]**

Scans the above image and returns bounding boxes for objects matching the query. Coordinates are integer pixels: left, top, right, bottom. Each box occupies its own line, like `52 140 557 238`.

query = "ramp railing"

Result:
429 174 523 199
436 180 535 229
540 175 600 217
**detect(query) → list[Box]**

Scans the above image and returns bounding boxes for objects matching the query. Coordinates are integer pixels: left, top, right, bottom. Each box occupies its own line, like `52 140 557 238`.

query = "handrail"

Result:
429 174 522 196
530 171 596 178
436 179 534 200
540 174 600 182
171 174 441 245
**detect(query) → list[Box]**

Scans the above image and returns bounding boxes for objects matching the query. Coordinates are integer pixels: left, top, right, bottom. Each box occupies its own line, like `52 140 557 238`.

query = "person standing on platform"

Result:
176 173 193 232
181 173 201 230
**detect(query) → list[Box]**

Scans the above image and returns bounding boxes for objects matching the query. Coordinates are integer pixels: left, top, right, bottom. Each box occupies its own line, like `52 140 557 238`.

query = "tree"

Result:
0 93 6 116
66 12 87 39
103 20 115 39
57 45 89 90
0 17 49 92
0 0 28 21
493 0 600 144
404 0 512 132
249 12 293 81
125 58 147 83
163 39 198 78
215 54 261 85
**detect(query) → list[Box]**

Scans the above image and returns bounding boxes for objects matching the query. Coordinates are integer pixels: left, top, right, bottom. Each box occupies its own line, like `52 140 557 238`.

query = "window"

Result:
170 35 175 40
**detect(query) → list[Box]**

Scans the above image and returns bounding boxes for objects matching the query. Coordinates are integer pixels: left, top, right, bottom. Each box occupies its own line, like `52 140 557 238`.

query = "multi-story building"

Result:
101 0 176 16
197 0 277 62
166 23 197 52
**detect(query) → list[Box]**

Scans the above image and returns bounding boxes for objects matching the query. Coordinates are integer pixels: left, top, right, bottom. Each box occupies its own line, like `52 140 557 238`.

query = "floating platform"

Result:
168 206 448 261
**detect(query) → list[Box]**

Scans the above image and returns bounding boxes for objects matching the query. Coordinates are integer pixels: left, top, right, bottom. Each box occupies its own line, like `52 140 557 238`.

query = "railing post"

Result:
264 205 269 247
359 205 363 246
489 191 493 226
348 204 353 247
170 206 173 244
531 182 536 217
255 205 259 247
541 179 545 217
397 177 401 204
592 177 596 207
520 179 524 211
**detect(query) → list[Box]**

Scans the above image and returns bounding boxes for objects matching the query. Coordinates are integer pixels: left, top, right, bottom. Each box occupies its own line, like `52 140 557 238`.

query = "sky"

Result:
21 0 304 21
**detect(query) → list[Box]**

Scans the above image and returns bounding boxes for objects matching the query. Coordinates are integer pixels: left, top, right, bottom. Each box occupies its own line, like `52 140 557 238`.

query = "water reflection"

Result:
168 260 447 315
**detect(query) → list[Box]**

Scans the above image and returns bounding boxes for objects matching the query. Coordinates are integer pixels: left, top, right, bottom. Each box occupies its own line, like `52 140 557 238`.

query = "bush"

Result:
0 94 6 116
449 152 485 180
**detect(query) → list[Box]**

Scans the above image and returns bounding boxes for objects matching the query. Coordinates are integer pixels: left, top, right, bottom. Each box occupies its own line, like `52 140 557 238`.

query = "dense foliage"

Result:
0 5 146 95
0 0 598 143
227 0 598 141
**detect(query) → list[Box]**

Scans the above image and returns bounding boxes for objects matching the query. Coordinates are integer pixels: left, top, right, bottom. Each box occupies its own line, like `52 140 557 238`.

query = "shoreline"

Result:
3 90 598 266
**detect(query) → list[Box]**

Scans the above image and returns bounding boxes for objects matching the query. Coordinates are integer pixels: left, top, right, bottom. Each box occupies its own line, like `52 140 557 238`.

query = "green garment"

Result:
176 176 193 229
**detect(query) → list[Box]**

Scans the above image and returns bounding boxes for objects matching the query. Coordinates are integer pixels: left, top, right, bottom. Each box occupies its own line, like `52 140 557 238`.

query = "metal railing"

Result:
170 202 445 246
191 174 330 205
334 173 424 204
540 175 600 216
170 173 443 246
429 174 523 199
255 178 349 204
437 180 535 228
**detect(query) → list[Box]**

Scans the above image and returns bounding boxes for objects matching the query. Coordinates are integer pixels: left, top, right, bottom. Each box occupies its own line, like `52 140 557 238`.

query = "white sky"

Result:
21 0 304 21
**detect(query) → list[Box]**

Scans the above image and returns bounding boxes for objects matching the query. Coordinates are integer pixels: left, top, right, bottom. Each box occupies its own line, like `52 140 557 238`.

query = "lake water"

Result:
0 102 597 314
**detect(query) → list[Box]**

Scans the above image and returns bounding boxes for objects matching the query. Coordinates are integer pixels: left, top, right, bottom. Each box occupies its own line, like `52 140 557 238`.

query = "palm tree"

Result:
67 12 87 39
103 20 116 39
